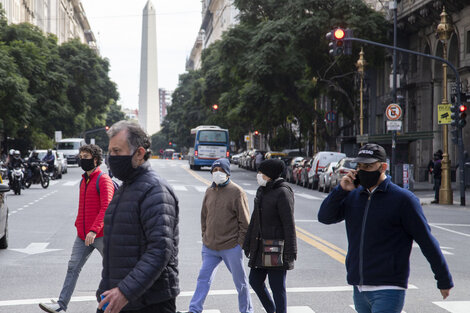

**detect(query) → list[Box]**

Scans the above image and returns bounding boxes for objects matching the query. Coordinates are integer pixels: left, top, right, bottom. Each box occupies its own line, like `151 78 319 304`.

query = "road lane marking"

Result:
296 226 346 264
433 301 470 313
412 243 455 255
429 224 470 237
172 185 188 191
245 190 256 195
63 180 80 186
11 242 61 255
287 307 315 313
194 186 208 193
296 193 324 200
182 165 212 186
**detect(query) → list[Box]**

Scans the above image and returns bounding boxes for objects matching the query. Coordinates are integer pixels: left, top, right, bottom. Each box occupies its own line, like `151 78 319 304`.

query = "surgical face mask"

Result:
212 171 228 185
257 173 268 187
357 169 382 189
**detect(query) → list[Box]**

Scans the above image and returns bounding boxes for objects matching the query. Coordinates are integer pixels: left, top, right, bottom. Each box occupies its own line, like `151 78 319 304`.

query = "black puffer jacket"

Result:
243 178 297 270
96 162 179 310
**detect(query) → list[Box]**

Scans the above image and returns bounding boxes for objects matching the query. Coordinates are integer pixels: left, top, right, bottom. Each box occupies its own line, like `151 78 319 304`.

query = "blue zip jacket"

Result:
318 176 453 290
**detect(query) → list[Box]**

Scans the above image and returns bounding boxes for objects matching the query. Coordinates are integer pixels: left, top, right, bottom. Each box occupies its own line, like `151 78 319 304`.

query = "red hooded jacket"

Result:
75 167 114 240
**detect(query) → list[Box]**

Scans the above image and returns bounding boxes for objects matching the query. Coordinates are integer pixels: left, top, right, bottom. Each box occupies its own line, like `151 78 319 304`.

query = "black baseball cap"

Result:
353 143 387 164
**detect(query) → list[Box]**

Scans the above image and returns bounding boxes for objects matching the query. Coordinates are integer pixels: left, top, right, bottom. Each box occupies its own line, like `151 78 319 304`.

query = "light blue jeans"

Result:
353 286 406 313
57 236 104 311
189 244 253 313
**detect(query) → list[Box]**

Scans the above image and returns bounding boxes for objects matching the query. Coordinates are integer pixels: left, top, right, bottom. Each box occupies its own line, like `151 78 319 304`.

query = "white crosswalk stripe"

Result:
194 185 208 193
245 189 256 195
172 185 188 191
63 179 81 186
433 301 470 313
296 193 324 200
287 306 315 313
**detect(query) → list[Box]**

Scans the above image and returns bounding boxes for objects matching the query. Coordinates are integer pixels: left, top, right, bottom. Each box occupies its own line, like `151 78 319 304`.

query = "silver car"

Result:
57 152 68 174
318 161 338 193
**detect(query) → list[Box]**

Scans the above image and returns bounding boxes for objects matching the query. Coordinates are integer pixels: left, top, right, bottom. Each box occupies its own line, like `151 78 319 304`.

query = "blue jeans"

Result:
249 268 287 313
58 236 104 311
189 244 253 313
353 287 406 313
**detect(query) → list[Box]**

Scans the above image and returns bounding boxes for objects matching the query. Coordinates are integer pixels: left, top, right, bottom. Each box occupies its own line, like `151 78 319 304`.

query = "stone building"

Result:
186 0 239 70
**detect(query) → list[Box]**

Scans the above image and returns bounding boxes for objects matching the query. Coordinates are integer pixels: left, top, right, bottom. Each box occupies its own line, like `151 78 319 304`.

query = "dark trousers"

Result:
434 177 441 201
97 298 176 313
249 268 287 313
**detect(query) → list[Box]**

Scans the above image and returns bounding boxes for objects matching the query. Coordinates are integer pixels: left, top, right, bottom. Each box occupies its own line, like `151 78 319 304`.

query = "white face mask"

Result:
257 173 268 186
213 171 228 185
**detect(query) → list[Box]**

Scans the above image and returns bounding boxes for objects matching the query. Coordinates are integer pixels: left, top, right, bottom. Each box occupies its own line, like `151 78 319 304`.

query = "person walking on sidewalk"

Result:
431 152 442 204
243 159 296 313
318 143 453 313
181 158 253 313
97 121 179 313
39 144 115 313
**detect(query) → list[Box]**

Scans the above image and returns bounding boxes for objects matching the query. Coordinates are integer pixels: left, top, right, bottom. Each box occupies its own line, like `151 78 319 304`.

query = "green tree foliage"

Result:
161 0 388 153
0 6 119 152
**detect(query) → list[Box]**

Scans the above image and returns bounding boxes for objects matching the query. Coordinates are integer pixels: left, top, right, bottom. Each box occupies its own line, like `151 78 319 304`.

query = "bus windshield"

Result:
198 131 227 143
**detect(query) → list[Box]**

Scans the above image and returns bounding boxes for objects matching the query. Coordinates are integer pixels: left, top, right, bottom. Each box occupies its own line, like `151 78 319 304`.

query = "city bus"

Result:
188 125 229 170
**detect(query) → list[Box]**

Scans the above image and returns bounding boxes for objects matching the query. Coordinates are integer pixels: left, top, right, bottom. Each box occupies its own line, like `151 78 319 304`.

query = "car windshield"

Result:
57 142 80 150
343 161 357 169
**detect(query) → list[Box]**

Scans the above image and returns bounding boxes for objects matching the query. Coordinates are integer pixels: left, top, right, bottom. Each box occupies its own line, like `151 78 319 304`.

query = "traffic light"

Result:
169 141 172 146
334 28 345 55
212 104 219 112
326 31 337 56
254 130 259 135
105 125 109 131
450 103 460 128
451 128 459 144
326 28 352 56
459 104 467 128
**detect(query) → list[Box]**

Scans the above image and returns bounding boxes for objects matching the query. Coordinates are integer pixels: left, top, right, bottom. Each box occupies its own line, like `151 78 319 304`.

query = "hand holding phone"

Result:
340 169 358 191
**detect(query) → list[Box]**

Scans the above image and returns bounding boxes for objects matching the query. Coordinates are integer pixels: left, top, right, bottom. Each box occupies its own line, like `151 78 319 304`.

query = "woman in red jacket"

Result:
40 144 115 313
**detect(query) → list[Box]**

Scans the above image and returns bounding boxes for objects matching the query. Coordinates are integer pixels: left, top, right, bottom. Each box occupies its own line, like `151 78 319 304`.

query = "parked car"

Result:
308 151 346 190
280 156 293 179
329 158 358 190
0 183 10 249
264 151 287 160
318 161 338 193
30 150 63 179
57 152 68 174
285 156 304 183
300 158 313 188
231 152 244 165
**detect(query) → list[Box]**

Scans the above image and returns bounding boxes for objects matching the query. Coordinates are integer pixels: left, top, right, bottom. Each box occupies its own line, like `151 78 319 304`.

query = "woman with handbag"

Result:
243 159 297 313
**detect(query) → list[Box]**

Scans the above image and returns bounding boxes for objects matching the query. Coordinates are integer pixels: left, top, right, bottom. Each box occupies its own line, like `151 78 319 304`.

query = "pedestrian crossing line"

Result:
287 307 315 313
296 193 324 200
245 189 256 195
194 185 208 193
295 226 346 264
172 185 188 191
433 301 470 313
63 179 80 186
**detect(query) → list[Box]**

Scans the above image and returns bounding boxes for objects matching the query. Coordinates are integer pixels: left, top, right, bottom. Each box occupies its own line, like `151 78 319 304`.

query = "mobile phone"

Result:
100 295 109 311
353 176 360 187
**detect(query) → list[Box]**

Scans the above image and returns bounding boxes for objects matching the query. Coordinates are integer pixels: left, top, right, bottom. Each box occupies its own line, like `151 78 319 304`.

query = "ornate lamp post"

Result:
436 7 453 205
356 48 367 139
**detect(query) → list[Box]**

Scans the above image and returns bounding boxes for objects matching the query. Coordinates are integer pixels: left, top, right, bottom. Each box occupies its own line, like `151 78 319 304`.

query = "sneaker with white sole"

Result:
39 300 63 313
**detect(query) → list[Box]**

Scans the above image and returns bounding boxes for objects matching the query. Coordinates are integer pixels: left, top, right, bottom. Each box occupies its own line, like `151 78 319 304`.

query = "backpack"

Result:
81 172 119 194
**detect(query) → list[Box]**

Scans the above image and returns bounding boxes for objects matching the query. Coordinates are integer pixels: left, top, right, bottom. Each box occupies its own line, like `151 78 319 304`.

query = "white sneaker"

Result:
39 300 63 312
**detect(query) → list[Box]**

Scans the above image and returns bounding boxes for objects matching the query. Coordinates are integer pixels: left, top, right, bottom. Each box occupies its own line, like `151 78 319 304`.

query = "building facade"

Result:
353 0 470 182
186 0 239 70
0 0 96 49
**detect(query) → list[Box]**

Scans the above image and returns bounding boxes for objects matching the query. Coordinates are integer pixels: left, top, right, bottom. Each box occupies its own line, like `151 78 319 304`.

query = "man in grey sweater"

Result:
182 158 253 313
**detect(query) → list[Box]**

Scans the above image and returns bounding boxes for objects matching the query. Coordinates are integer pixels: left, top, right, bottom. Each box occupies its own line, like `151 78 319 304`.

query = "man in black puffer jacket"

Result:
97 121 179 313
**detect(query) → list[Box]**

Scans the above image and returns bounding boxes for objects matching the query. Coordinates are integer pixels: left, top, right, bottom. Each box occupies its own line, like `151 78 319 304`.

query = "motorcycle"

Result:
24 162 49 189
10 166 24 195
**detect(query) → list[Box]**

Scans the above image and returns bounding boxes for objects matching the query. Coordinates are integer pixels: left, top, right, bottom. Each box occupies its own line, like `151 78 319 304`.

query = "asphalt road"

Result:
0 159 469 313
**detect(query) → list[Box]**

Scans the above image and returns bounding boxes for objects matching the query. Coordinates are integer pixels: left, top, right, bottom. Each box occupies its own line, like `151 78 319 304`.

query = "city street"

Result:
0 159 469 312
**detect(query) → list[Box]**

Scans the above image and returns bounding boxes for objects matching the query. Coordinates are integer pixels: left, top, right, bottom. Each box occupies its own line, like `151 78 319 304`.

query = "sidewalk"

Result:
411 180 470 207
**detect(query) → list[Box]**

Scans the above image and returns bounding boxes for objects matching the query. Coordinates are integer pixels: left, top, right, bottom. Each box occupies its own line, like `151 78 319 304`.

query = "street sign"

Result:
387 120 402 131
386 103 402 120
325 111 337 123
438 104 452 124
244 135 250 142
54 131 62 142
356 134 369 144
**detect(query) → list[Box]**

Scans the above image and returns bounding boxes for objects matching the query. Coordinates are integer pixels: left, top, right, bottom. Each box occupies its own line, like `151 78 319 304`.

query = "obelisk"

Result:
138 0 160 135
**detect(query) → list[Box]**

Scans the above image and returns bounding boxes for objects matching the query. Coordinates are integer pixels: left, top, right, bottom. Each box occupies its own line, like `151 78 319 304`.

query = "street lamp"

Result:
436 6 453 205
356 48 367 140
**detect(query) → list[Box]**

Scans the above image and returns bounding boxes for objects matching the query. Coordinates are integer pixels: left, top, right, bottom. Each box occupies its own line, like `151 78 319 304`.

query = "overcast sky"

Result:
80 0 202 110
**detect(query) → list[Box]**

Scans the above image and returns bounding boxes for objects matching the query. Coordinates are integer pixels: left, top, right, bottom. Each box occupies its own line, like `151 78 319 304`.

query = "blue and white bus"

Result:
188 125 230 170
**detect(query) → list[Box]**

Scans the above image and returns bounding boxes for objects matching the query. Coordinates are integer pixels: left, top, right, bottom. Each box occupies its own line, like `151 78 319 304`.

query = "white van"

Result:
56 138 86 165
308 151 346 190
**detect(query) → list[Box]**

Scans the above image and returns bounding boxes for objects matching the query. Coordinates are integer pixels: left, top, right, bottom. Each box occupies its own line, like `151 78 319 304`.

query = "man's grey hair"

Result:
107 120 152 160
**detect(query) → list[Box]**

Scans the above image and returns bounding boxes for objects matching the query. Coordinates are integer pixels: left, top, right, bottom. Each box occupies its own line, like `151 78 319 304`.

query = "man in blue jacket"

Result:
318 143 453 313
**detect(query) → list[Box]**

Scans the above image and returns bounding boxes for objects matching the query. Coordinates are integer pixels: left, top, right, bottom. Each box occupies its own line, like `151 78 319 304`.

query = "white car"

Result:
318 161 338 193
308 151 346 190
57 152 68 174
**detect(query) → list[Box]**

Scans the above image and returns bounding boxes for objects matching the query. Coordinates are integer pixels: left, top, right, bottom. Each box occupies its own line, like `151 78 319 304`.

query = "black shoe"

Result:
431 200 439 204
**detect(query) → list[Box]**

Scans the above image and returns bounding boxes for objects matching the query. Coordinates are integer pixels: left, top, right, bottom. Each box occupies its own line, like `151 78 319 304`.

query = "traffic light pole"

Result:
344 36 466 206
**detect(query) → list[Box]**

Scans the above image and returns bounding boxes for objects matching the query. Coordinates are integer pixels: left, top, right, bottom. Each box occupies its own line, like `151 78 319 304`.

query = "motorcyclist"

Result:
42 149 55 175
7 150 25 184
26 151 41 180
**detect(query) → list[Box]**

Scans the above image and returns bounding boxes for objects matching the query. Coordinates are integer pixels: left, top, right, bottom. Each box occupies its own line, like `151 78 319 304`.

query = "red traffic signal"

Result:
105 126 109 131
459 104 467 113
212 104 219 110
334 28 345 40
169 141 172 146
254 130 259 135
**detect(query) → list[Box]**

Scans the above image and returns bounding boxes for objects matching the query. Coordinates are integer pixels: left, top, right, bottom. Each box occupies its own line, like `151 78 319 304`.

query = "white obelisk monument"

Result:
138 0 160 135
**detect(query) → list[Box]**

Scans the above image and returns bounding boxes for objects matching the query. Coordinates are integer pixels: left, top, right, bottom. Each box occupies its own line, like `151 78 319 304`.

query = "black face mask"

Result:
108 150 137 181
357 169 382 189
80 158 95 172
